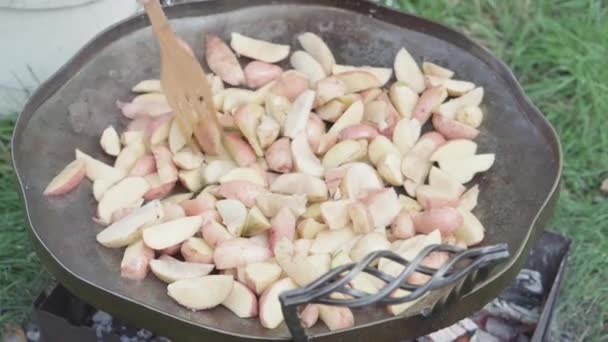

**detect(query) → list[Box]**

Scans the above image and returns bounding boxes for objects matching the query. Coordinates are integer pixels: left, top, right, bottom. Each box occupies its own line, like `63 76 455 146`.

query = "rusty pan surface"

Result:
12 0 561 340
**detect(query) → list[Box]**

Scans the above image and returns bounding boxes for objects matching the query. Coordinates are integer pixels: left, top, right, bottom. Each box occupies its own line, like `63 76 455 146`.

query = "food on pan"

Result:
45 31 494 330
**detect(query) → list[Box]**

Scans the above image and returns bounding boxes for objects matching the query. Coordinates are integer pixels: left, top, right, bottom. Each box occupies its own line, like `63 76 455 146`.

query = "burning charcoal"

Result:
92 310 112 325
457 318 479 333
470 330 501 342
418 320 468 341
485 317 518 340
25 322 40 342
152 337 172 342
483 269 543 324
484 299 541 324
137 329 154 339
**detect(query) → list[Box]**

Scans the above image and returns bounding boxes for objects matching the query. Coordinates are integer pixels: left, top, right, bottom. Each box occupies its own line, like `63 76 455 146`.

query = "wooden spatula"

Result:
141 0 223 155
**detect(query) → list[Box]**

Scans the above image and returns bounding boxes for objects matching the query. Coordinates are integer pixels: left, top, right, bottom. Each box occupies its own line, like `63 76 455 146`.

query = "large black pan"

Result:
11 0 562 341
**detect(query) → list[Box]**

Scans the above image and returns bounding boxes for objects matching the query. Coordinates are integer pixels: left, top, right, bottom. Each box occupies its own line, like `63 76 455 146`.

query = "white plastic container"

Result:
0 0 139 113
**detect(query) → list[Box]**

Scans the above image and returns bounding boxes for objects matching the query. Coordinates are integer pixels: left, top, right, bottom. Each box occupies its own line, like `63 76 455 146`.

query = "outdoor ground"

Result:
1 0 606 340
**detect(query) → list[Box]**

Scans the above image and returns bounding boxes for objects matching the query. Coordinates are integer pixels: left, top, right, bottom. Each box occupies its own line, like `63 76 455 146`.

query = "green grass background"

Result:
1 0 606 340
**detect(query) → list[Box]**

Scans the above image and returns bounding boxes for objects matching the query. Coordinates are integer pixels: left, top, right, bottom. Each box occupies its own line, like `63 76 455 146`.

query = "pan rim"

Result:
11 0 563 340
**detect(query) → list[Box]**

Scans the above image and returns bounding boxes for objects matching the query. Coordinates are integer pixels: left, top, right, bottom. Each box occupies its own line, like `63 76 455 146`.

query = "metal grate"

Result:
280 243 510 341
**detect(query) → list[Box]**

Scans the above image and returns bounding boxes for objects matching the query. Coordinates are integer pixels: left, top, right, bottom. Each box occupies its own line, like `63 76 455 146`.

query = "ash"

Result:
417 269 544 342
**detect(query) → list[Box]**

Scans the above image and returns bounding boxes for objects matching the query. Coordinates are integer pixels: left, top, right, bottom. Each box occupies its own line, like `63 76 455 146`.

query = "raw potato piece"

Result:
201 221 233 248
430 139 477 162
245 262 282 295
178 168 204 193
428 166 466 198
284 90 315 139
290 50 326 85
217 199 248 237
314 76 346 107
257 115 281 149
213 238 271 269
300 304 320 328
361 188 401 228
297 219 328 239
291 134 323 177
265 138 293 174
412 207 463 235
167 275 234 310
75 149 125 182
219 167 266 187
100 126 121 156
412 86 448 125
244 61 282 89
310 228 355 254
456 106 484 128
437 87 484 119
422 62 454 79
142 216 203 250
181 237 214 264
132 79 162 93
349 232 390 262
298 32 336 74
152 145 178 183
432 114 480 140
335 71 381 93
394 48 425 93
234 104 264 156
172 148 204 170
368 135 401 166
97 177 150 224
270 70 309 102
318 304 355 331
114 140 146 172
454 210 485 246
96 200 164 248
230 33 290 63
458 185 479 212
392 118 422 155
348 202 375 234
269 207 296 253
256 193 307 218
389 82 419 119
150 255 214 283
320 200 351 230
439 154 495 183
219 181 268 208
340 162 383 200
203 160 236 184
44 160 86 196
222 281 259 318
328 100 364 135
322 140 366 169
270 173 328 202
144 173 175 201
259 278 298 329
426 76 475 96
205 34 245 86
332 65 392 87
377 153 403 186
120 240 154 280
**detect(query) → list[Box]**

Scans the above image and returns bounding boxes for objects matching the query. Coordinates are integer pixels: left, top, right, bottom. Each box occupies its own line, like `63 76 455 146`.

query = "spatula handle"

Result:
141 0 176 42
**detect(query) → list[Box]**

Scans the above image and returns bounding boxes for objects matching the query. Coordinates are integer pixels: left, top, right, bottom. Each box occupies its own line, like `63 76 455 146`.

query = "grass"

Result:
381 0 608 340
0 0 606 340
0 116 50 330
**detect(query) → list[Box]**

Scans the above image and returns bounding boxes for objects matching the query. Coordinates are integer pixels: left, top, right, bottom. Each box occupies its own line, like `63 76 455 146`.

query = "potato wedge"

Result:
231 33 290 63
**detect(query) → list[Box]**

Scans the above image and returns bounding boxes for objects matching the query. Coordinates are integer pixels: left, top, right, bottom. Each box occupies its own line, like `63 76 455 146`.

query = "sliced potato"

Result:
230 33 290 63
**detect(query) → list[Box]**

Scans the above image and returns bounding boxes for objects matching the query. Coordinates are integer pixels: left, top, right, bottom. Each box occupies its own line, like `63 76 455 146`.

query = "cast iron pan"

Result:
11 0 562 341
